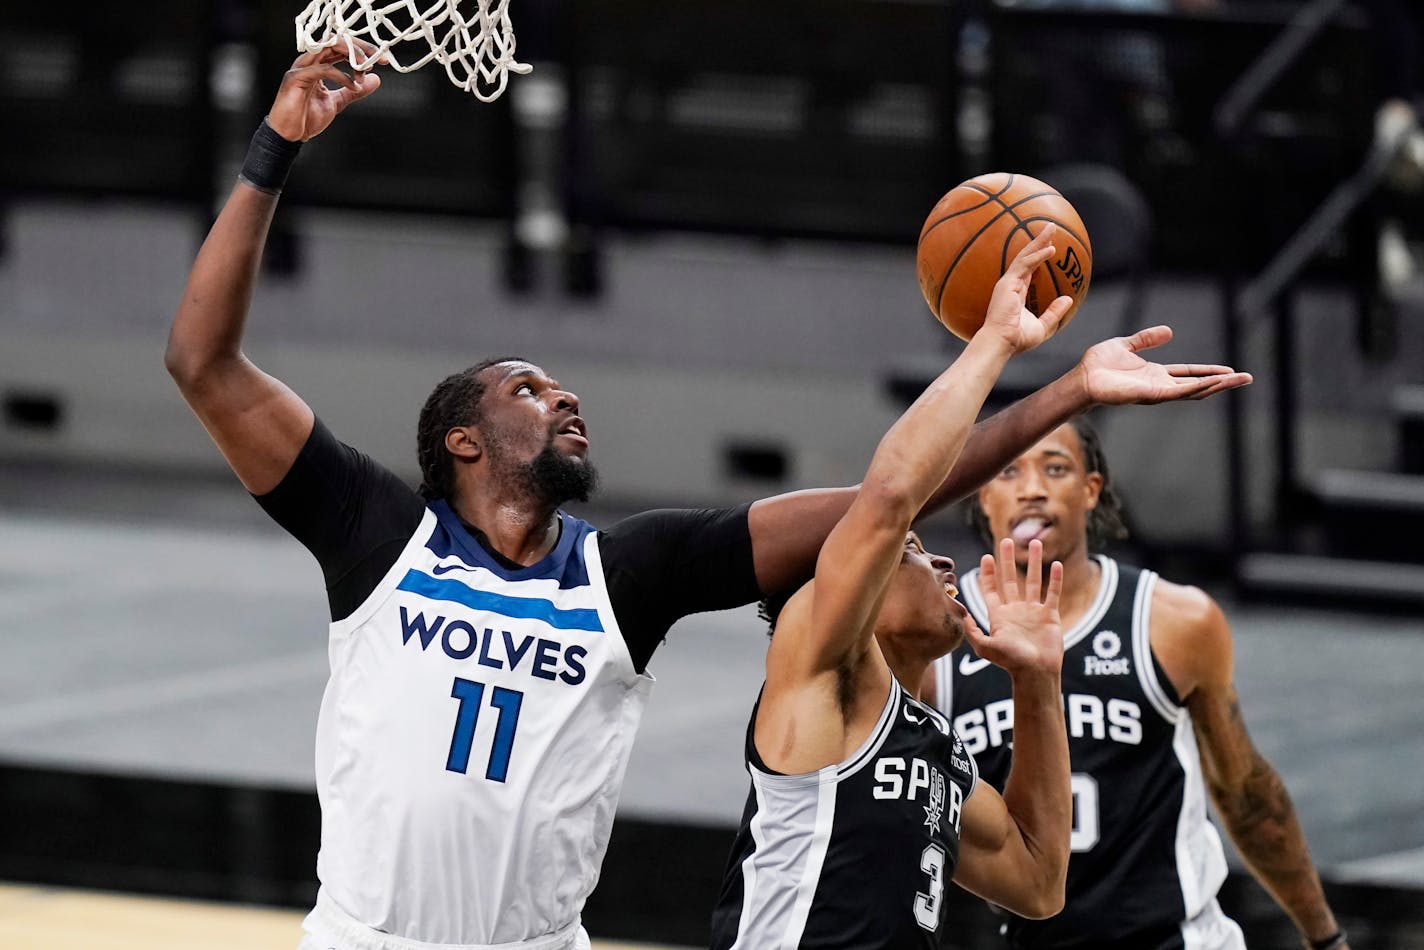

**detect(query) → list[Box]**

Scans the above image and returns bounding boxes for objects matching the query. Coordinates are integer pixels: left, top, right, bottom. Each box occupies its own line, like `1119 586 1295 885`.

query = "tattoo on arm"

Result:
1194 692 1338 941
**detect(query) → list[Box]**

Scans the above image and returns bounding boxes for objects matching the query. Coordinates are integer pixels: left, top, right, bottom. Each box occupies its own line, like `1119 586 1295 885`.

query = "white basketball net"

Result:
295 0 533 102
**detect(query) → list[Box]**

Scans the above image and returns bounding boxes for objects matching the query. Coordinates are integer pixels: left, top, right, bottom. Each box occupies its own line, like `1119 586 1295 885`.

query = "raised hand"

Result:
979 225 1076 356
268 42 387 143
1074 325 1254 406
966 538 1064 677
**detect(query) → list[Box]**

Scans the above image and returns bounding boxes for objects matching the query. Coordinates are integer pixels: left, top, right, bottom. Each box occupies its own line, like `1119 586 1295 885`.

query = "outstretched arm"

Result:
165 47 382 493
1159 588 1346 949
747 326 1253 597
791 232 1071 677
952 539 1071 920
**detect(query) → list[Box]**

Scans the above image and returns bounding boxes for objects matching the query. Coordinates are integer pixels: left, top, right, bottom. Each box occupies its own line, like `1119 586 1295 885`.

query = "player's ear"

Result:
1083 471 1103 510
445 425 482 462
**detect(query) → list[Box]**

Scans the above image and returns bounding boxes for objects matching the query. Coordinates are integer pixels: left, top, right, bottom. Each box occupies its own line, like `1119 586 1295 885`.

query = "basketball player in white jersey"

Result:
712 231 1077 949
924 422 1348 950
165 46 1251 950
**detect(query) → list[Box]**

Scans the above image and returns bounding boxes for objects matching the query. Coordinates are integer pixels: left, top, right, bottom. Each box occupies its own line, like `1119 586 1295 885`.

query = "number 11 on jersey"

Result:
447 677 524 782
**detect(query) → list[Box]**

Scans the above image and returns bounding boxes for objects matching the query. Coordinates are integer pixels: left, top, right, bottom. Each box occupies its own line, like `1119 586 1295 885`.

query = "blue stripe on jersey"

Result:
396 570 605 633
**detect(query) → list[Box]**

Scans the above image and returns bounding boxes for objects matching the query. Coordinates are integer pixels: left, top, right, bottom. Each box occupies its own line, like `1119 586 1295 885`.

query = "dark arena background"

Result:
2 0 1423 947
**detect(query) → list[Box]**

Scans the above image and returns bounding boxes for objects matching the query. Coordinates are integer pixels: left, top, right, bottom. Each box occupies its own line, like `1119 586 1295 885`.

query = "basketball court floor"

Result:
0 882 682 950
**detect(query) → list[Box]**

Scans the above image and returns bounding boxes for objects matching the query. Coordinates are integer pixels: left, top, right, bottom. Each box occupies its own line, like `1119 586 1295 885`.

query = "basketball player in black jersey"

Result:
712 232 1078 949
924 422 1347 950
164 48 1252 950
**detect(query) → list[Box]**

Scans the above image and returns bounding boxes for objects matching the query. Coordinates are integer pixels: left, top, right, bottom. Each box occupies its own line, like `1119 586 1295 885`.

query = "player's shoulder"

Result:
1149 576 1228 636
1146 575 1233 695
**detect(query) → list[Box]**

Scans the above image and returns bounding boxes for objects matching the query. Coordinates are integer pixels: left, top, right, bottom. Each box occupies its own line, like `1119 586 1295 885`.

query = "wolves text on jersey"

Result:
955 694 1143 754
872 757 965 834
400 607 588 685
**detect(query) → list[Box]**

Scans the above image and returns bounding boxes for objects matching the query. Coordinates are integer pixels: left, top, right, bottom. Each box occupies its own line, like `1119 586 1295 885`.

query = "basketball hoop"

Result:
295 0 533 102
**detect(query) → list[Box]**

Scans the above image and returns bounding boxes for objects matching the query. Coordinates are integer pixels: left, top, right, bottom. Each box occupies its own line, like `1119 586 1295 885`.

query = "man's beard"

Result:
518 443 599 506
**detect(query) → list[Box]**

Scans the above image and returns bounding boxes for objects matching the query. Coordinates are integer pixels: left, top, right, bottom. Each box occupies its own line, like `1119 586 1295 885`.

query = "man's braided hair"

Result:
416 356 528 502
966 416 1128 550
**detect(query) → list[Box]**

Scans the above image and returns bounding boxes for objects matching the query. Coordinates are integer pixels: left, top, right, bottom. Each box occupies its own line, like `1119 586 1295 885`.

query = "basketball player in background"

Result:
165 47 1250 950
924 422 1347 950
712 235 1077 948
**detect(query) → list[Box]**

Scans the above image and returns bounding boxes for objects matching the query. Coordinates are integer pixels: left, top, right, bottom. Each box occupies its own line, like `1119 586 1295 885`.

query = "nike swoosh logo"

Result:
431 563 477 576
959 654 992 675
903 705 928 726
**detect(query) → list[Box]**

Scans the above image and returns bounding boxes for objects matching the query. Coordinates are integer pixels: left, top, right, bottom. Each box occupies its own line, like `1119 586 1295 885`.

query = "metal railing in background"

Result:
1208 0 1381 562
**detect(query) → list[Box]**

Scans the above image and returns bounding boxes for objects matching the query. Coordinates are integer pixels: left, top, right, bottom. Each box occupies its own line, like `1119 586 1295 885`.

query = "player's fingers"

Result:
321 64 362 92
1122 325 1173 353
1005 225 1057 280
343 35 383 60
979 552 998 607
1037 295 1074 336
1187 373 1253 400
959 613 983 643
1206 371 1254 391
334 71 382 108
1023 539 1043 603
1045 560 1064 612
338 36 393 67
1172 371 1252 399
1154 375 1221 402
309 39 369 67
291 48 328 69
996 537 1020 603
1164 363 1234 377
285 63 360 92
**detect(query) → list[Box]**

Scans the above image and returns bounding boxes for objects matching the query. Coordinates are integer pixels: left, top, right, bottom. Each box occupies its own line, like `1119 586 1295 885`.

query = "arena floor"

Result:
0 882 684 950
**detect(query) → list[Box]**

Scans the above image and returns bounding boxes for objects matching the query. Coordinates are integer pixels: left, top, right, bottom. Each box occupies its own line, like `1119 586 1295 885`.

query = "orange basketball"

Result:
917 173 1093 341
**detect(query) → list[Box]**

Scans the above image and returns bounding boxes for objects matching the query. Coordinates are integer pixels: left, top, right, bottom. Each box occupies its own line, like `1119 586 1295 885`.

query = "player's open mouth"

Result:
1011 516 1051 544
556 419 588 445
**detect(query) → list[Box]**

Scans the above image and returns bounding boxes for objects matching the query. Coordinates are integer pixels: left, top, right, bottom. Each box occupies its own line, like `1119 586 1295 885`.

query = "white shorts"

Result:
298 890 592 950
1180 897 1246 950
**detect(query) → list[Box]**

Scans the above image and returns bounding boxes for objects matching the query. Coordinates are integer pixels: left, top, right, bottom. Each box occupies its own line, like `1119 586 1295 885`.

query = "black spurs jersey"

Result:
711 679 978 950
931 557 1232 950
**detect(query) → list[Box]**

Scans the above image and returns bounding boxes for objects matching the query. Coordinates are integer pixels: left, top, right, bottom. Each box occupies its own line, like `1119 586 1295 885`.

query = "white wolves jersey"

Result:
710 680 978 949
932 557 1236 949
309 500 650 945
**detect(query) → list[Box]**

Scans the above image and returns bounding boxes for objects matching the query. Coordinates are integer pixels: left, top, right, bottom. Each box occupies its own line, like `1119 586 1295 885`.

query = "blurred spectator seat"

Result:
563 0 961 243
0 4 215 206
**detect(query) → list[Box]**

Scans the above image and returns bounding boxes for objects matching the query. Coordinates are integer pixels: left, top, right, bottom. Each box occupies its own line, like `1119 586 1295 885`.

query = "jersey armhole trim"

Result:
837 679 901 779
586 531 653 687
1133 569 1183 723
747 680 900 788
328 507 436 640
963 736 980 801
